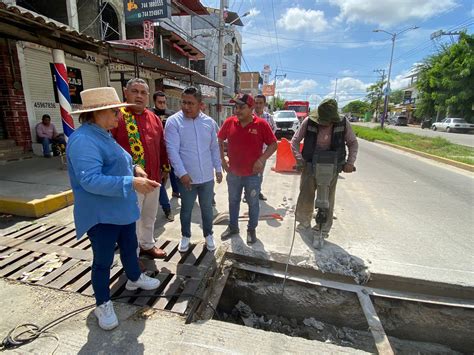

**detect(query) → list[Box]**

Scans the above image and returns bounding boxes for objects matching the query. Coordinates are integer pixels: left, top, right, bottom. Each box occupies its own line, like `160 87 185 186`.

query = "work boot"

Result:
259 192 267 201
247 229 257 245
221 226 239 241
164 209 174 222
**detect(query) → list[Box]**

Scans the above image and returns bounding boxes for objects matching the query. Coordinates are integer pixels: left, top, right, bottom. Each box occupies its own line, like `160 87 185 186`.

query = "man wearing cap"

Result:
291 98 358 243
111 78 169 259
218 93 278 244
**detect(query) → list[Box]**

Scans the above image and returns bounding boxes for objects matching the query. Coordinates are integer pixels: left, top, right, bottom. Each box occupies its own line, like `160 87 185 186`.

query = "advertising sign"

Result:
50 64 83 104
124 0 169 23
262 84 275 96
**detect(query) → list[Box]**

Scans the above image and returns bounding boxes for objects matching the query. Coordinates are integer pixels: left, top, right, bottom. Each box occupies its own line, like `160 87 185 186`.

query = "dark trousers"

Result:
88 223 141 305
38 136 66 156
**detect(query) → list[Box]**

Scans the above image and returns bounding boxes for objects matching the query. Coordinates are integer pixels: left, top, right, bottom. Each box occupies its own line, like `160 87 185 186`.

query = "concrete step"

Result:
0 146 23 157
0 151 34 164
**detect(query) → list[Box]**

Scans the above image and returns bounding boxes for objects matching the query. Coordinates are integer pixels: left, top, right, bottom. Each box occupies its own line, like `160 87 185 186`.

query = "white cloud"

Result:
330 0 458 27
273 78 319 98
277 7 329 33
247 7 260 17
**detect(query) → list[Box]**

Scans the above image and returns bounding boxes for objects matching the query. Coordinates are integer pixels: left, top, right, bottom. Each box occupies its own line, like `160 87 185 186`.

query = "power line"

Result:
270 0 283 69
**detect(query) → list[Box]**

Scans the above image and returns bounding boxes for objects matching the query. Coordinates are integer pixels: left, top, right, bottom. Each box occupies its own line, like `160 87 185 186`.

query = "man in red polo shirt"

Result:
111 78 168 259
218 93 277 244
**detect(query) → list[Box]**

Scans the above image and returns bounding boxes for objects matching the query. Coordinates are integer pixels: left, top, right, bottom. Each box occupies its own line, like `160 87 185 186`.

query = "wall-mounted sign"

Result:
50 64 83 104
262 84 275 96
124 0 169 23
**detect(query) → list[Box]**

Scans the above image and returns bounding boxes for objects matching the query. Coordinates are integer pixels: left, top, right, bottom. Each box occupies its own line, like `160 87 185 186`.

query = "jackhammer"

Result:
311 151 355 249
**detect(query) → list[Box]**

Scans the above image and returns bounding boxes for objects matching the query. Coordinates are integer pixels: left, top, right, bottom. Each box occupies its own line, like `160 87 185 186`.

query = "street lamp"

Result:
373 26 418 128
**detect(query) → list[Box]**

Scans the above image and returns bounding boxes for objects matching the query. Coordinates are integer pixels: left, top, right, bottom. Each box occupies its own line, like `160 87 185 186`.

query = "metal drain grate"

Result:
0 223 216 314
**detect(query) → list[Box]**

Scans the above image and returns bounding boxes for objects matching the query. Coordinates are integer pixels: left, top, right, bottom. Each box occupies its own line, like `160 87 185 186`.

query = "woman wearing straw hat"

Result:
68 87 161 330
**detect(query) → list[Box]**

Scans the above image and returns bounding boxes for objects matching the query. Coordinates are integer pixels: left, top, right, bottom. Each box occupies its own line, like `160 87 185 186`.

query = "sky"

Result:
201 0 473 108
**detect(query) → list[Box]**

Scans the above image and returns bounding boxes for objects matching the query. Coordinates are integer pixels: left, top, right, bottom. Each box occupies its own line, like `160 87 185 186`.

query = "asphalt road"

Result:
354 122 474 147
332 139 474 286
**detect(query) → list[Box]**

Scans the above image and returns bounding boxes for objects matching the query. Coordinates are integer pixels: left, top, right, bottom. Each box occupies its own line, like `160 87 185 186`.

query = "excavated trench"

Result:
212 267 474 353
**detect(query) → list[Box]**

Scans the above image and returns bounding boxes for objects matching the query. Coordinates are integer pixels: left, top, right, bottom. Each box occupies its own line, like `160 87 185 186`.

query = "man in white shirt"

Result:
165 87 223 253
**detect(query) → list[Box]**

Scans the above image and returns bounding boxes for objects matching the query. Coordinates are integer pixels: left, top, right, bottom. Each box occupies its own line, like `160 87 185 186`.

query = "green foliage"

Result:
342 100 370 116
352 125 474 165
416 33 474 122
273 95 285 110
390 89 404 105
365 79 385 116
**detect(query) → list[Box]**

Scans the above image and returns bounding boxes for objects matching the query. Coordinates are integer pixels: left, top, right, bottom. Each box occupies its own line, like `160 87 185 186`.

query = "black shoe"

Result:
221 226 239 241
164 209 174 222
259 192 267 201
247 229 257 245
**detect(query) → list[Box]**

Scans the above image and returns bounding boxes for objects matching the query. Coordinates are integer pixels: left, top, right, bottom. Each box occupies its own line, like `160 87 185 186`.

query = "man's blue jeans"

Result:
88 223 141 306
178 179 214 238
169 168 179 194
227 172 262 231
159 184 171 211
38 137 66 157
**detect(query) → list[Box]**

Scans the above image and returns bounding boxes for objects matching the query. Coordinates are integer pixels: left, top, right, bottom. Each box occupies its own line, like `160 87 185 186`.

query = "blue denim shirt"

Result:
66 123 139 239
165 111 222 184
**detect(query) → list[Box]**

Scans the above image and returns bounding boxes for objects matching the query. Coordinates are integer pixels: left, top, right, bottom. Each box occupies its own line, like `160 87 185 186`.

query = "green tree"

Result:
366 79 385 119
273 95 285 111
416 33 474 122
390 89 404 105
342 100 370 116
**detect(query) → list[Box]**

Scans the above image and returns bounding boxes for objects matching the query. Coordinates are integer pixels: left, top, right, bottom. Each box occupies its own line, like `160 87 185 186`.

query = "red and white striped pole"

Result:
52 49 75 137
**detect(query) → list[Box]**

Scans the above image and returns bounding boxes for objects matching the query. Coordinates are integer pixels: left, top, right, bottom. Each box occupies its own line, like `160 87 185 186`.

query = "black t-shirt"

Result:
152 108 176 127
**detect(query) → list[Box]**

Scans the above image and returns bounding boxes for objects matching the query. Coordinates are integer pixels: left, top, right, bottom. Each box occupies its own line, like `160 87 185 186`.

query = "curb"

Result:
374 140 474 172
0 190 74 217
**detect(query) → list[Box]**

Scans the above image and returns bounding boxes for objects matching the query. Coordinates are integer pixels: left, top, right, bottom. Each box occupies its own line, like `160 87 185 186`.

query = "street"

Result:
330 139 474 286
354 122 474 147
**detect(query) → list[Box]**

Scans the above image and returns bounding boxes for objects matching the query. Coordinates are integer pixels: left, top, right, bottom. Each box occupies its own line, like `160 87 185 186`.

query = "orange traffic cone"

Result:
272 138 298 172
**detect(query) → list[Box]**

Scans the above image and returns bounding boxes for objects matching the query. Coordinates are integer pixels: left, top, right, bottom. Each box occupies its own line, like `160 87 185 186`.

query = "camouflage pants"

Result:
295 163 338 233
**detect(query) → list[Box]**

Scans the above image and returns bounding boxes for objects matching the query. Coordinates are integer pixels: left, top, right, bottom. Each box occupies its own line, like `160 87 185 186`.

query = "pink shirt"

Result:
36 122 58 139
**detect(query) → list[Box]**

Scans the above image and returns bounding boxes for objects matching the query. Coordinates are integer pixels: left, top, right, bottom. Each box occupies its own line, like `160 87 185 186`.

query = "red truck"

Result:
283 101 310 121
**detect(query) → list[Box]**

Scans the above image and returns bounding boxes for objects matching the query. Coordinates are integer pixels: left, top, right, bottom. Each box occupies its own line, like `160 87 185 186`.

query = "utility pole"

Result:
216 0 225 125
272 68 286 112
373 26 418 129
373 69 386 122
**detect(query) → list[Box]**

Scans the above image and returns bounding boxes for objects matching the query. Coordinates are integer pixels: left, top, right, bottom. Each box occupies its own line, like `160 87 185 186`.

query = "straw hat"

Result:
71 87 134 115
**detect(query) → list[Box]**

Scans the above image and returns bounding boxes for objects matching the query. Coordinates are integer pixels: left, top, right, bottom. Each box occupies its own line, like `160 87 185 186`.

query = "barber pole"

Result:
52 49 75 137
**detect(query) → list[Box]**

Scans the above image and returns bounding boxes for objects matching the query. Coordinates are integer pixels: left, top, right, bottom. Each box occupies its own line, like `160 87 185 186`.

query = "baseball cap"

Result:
230 93 255 107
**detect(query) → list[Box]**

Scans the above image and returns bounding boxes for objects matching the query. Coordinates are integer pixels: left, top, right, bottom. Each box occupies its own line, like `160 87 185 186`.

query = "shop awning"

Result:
107 42 222 88
172 0 209 16
0 2 103 58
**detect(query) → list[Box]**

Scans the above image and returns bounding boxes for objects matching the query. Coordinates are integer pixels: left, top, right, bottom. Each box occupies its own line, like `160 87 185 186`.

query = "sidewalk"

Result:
0 157 73 218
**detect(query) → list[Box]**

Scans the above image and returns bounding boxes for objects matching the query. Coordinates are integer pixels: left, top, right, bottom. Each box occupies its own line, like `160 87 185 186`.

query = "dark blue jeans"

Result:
169 168 179 194
227 172 262 231
88 223 141 306
38 136 66 157
159 183 171 211
178 179 214 238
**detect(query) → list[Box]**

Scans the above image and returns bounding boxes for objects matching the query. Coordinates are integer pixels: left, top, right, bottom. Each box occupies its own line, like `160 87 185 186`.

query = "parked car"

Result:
431 118 474 133
420 118 432 129
387 115 408 126
273 110 299 139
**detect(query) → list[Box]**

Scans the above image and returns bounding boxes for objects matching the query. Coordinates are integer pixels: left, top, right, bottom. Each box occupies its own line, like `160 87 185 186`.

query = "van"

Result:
388 115 408 126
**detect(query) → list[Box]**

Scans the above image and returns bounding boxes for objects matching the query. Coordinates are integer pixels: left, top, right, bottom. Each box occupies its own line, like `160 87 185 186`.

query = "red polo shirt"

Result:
111 108 169 182
218 114 277 176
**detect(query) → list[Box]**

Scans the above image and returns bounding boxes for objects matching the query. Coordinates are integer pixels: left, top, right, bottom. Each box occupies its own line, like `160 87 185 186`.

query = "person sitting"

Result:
36 114 66 158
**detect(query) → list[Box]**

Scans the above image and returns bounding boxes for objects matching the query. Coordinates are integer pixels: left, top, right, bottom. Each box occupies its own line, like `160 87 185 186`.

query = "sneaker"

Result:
259 192 267 201
164 209 174 222
125 273 161 291
178 237 190 252
205 235 216 251
221 226 239 241
247 229 257 245
94 300 119 330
